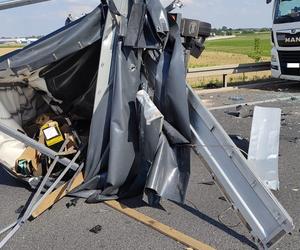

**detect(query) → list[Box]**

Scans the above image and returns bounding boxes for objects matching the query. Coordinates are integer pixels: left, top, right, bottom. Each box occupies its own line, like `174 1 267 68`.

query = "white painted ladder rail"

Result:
0 0 50 10
187 85 294 249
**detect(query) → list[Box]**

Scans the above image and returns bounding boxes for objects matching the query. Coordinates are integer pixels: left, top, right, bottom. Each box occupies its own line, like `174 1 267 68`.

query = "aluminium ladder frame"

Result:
187 84 294 248
0 0 50 10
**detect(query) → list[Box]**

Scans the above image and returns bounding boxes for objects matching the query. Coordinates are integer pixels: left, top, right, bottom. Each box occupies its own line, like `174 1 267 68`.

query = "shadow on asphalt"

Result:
176 202 258 249
0 165 29 189
121 196 166 211
121 195 258 249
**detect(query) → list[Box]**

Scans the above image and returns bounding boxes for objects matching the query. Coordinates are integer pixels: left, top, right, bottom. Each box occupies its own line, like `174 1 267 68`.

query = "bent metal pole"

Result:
0 0 50 10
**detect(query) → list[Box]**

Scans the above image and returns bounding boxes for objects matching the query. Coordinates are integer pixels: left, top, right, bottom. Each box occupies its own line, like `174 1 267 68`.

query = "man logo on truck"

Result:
285 36 300 43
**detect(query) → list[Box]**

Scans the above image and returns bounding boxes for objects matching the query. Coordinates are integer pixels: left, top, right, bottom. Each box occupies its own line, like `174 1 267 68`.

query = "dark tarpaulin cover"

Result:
0 0 192 205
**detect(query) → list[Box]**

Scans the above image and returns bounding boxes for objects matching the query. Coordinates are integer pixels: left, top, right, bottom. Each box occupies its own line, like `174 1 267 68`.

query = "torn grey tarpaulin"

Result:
84 4 191 204
0 6 103 73
0 0 191 205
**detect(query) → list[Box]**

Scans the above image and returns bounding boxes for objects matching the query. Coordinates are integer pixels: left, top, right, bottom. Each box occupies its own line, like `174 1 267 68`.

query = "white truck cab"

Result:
268 0 300 81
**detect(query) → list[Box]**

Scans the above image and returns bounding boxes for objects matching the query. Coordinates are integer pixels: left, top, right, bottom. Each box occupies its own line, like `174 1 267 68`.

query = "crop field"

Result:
190 33 271 67
188 32 272 87
205 32 271 57
189 51 256 68
0 46 20 56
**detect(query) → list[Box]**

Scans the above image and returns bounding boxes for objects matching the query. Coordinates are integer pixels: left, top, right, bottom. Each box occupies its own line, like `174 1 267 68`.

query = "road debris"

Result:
199 181 215 186
218 197 226 202
229 96 244 101
289 137 299 144
15 205 25 214
224 111 240 117
224 105 253 119
66 198 79 209
89 225 102 234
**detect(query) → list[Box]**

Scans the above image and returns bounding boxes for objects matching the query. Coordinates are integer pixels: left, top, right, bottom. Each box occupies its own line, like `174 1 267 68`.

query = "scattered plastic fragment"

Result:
239 107 253 118
66 198 79 208
15 205 25 214
218 196 226 202
198 181 215 186
229 96 244 101
289 138 299 144
224 111 240 117
224 106 253 119
89 225 102 234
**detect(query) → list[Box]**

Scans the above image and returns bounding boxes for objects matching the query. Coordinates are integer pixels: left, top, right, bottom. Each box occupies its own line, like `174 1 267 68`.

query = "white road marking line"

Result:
209 96 298 111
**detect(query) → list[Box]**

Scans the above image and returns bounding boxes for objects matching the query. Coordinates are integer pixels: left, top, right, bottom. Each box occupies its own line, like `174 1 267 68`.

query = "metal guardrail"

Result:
187 62 271 87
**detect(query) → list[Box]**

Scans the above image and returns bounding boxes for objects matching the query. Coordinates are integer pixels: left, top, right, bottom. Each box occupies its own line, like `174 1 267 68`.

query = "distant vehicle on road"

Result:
0 38 23 45
268 0 300 81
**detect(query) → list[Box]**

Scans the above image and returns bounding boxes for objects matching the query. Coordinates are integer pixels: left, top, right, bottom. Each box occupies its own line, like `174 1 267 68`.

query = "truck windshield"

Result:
275 0 300 23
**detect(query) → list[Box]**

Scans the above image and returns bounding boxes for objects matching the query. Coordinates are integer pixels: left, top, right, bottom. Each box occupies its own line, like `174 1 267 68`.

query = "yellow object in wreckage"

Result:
41 121 64 147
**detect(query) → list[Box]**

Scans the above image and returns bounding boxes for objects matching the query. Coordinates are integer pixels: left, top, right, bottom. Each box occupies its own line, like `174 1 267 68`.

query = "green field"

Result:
205 32 272 58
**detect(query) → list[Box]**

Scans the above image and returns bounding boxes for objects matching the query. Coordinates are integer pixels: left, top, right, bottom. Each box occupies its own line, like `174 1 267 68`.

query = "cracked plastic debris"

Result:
89 225 102 234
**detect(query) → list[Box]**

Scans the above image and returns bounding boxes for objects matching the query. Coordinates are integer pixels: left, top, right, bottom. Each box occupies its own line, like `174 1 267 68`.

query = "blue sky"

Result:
0 0 273 37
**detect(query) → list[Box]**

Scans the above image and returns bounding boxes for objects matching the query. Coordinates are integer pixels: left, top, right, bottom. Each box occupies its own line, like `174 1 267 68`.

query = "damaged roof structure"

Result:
0 0 295 249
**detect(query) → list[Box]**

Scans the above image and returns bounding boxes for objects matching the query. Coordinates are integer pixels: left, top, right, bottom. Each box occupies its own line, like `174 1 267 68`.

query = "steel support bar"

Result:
0 122 79 171
0 0 50 10
187 85 294 249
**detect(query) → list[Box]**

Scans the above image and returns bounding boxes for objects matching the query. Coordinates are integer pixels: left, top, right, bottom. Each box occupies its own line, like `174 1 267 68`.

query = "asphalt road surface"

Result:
0 80 299 250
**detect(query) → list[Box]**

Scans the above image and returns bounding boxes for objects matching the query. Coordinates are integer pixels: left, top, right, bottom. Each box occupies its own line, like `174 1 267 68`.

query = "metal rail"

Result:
187 62 271 87
187 84 294 249
0 0 50 10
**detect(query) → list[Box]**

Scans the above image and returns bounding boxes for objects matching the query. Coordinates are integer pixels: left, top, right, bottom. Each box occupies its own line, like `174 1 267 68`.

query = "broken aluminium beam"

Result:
187 85 294 249
0 0 50 10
